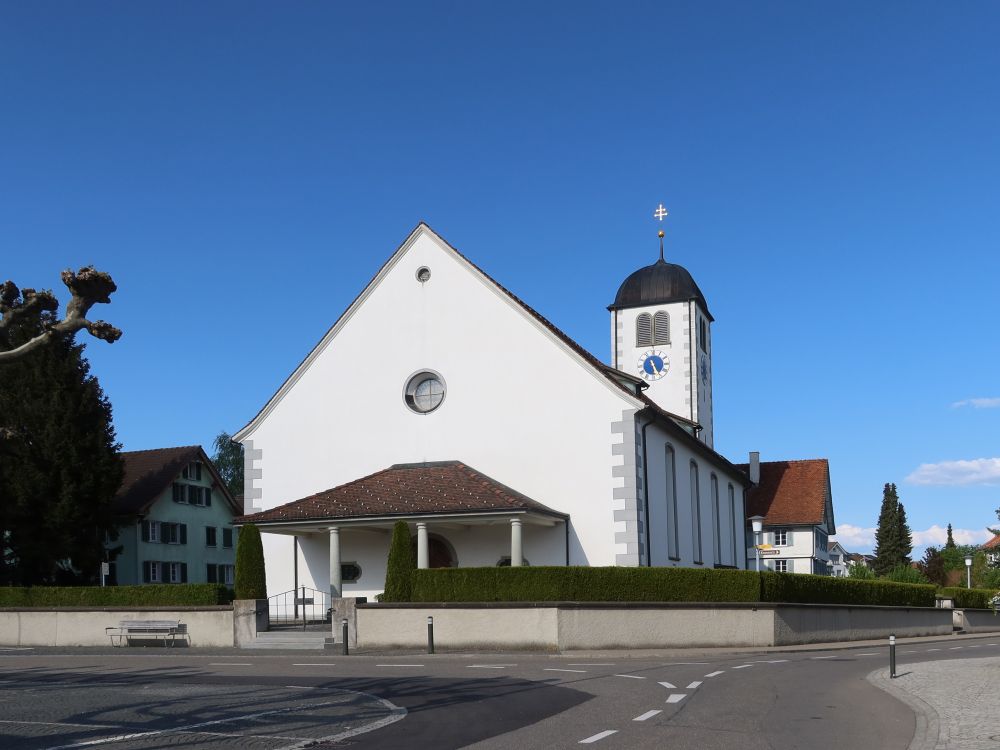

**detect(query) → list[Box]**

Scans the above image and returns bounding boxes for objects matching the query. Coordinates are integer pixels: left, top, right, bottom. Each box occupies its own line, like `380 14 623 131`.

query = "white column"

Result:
417 522 429 569
329 526 342 599
510 518 523 567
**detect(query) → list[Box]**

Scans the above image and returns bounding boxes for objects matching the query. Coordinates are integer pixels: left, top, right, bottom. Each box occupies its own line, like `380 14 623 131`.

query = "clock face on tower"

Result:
638 350 669 381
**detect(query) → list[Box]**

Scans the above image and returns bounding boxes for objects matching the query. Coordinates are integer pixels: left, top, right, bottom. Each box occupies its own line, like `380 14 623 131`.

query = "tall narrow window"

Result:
690 461 702 564
699 318 708 352
728 483 737 566
652 311 670 345
636 313 652 347
711 474 721 566
665 445 679 560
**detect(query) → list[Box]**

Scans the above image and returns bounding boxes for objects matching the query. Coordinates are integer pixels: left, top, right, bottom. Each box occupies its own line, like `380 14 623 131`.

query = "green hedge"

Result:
939 587 998 609
0 584 233 608
409 567 938 607
760 572 936 607
412 566 762 603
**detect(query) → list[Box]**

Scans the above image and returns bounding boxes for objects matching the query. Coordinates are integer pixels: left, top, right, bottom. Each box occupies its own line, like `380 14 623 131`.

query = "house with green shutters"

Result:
108 446 241 586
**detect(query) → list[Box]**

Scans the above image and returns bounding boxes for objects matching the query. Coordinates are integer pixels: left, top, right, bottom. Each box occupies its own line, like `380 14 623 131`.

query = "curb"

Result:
867 667 940 750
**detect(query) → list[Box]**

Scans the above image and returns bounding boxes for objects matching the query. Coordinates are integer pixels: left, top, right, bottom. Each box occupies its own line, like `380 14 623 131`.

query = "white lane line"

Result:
857 653 879 656
811 656 838 660
633 710 662 721
658 681 676 689
949 647 964 650
926 648 942 652
686 681 702 689
766 659 789 663
662 661 709 665
467 665 511 669
968 645 982 648
901 650 919 654
545 668 587 673
614 674 646 679
665 693 687 704
208 663 252 666
704 670 725 678
579 730 617 743
568 663 615 666
292 663 336 666
376 664 425 667
732 664 753 669
988 643 997 646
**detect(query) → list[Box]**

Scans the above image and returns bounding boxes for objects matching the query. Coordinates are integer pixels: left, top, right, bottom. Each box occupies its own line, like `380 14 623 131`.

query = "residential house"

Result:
741 458 836 575
827 541 849 577
109 446 241 586
984 534 1000 566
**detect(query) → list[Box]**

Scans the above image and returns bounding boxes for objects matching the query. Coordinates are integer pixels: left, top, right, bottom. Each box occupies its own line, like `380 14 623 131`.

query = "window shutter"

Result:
181 563 188 583
205 488 212 507
786 530 793 545
207 564 217 583
141 521 150 542
142 561 151 583
195 463 202 481
223 528 233 548
180 524 187 545
636 313 652 347
653 311 670 345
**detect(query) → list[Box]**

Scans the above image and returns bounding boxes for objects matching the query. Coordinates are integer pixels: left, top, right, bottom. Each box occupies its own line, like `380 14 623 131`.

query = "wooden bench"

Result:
106 620 188 647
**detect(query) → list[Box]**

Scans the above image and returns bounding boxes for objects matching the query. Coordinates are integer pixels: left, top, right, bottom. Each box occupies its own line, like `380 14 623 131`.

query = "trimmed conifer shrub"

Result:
939 586 996 609
382 521 414 602
0 584 231 607
234 524 267 600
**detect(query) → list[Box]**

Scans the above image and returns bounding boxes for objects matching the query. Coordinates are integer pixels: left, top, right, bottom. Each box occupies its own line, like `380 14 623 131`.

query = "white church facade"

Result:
234 222 753 600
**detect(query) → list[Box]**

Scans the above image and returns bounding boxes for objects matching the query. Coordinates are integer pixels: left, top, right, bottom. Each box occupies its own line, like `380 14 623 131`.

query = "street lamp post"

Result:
749 515 765 572
965 555 973 588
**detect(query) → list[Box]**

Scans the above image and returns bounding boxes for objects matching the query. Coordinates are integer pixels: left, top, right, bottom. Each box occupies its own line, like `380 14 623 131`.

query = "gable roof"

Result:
114 446 241 516
737 459 832 527
235 460 567 525
983 534 1000 550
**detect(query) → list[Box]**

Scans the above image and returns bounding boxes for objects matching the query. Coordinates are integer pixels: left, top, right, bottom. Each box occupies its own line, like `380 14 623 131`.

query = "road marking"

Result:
467 665 511 669
988 643 997 646
686 681 702 689
926 648 942 652
732 664 753 669
704 670 725 677
293 663 336 666
579 730 617 743
208 663 253 666
949 647 963 650
811 656 838 659
662 661 709 665
901 650 919 654
376 664 425 667
658 681 676 689
665 693 687 703
968 645 981 648
633 710 662 721
568 663 615 666
614 674 646 679
545 668 587 673
766 659 789 663
857 653 878 656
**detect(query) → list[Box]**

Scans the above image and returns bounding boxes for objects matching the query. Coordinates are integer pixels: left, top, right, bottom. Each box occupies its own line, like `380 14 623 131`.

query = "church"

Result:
234 219 758 600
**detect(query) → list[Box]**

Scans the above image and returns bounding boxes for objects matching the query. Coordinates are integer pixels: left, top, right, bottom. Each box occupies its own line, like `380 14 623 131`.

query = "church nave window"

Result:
636 313 652 347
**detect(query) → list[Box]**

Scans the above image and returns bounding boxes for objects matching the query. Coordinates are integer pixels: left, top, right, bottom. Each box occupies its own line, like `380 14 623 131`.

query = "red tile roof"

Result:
236 461 567 525
738 459 831 526
114 446 241 515
983 534 1000 550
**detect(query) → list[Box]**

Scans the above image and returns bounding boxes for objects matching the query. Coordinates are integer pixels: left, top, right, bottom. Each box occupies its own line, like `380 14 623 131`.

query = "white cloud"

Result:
905 458 1000 486
952 397 1000 409
833 524 992 554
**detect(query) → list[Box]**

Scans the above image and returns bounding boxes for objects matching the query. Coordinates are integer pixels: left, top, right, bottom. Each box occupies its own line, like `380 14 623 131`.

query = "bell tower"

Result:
608 205 714 447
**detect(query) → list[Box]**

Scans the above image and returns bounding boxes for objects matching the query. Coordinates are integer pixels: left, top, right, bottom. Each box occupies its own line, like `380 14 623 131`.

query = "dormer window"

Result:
181 462 202 481
637 311 670 347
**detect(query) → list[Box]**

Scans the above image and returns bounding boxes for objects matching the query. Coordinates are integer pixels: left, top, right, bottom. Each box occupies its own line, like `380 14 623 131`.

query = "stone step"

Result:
243 630 330 650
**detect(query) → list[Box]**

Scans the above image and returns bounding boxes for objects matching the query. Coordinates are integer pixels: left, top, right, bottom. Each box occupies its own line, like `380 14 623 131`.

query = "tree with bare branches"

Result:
0 267 122 363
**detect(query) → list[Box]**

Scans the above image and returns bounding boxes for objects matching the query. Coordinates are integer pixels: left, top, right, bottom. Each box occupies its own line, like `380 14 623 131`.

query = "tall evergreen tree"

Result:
946 523 956 548
873 482 902 576
0 309 122 585
896 498 913 566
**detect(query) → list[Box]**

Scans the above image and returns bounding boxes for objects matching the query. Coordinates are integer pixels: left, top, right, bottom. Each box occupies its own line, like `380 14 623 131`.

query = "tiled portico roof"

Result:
737 459 830 526
235 461 568 525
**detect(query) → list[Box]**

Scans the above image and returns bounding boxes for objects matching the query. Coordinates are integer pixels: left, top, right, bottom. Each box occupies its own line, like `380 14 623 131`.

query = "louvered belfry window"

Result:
636 313 653 346
653 311 670 345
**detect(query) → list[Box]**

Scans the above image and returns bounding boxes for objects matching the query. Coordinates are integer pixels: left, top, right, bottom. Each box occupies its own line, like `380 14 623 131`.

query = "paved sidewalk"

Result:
869 655 1000 750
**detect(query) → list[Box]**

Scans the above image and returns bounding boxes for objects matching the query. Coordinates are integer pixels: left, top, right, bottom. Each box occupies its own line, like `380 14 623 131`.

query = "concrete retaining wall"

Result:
357 602 954 651
956 609 1000 633
0 607 235 647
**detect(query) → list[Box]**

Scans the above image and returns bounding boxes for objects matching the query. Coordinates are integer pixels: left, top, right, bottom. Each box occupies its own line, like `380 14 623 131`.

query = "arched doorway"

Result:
411 533 457 568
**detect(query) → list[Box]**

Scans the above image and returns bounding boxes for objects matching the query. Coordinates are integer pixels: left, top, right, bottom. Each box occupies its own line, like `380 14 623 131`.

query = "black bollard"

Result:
427 616 435 655
342 618 349 656
889 633 896 678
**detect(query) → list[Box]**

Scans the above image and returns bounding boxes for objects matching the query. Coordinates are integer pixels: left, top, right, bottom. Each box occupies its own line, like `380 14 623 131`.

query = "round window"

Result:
416 266 431 282
404 371 446 414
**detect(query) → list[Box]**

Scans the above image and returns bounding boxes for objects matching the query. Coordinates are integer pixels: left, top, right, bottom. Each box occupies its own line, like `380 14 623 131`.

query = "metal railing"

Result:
267 587 331 630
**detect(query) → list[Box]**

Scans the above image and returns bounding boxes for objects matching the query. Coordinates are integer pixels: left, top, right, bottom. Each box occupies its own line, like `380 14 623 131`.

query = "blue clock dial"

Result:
637 350 669 381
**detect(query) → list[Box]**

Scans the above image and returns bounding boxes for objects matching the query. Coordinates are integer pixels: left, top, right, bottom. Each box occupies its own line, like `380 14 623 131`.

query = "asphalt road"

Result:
1 636 996 749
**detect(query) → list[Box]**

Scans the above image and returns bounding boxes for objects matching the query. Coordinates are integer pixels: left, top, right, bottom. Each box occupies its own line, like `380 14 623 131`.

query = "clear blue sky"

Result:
3 2 999 555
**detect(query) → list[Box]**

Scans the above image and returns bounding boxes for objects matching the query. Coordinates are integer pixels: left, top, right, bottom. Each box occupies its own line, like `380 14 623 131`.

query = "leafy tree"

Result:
234 524 266 599
873 483 905 576
0 267 120 365
382 521 415 602
883 564 928 585
989 507 999 538
0 308 122 585
940 543 979 573
211 432 243 498
946 523 956 549
918 547 947 586
847 562 876 579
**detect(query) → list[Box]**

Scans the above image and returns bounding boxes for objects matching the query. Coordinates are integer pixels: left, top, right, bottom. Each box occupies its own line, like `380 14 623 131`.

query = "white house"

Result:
234 222 772 600
827 541 849 577
743 458 835 575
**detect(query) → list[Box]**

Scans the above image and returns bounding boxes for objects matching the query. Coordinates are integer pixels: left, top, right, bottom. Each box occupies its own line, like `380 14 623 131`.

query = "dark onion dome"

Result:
608 258 713 320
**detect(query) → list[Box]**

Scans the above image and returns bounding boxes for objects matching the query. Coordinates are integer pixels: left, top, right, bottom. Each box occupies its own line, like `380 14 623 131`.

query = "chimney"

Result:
749 451 760 484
